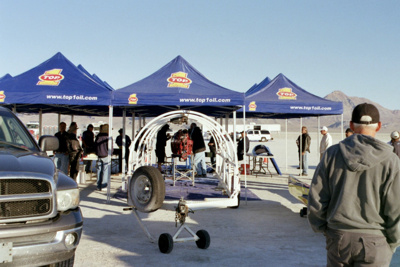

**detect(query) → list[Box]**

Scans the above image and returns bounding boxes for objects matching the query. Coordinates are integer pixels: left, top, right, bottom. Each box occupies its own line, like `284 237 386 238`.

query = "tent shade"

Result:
112 55 244 116
0 53 113 111
245 76 271 96
0 73 12 82
242 73 343 118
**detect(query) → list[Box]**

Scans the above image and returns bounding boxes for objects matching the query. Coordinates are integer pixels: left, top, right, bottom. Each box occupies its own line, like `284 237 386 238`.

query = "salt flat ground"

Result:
75 131 399 267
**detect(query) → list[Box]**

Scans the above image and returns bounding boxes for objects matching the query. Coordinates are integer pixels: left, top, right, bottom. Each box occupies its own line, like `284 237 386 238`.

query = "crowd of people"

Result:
54 122 132 191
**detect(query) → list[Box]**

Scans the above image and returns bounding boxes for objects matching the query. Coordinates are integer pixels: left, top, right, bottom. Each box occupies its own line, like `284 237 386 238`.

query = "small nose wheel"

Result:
158 233 174 254
158 228 211 253
300 207 307 217
195 230 210 249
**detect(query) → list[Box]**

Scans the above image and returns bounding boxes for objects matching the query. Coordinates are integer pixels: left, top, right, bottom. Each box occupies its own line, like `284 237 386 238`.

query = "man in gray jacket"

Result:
308 103 400 266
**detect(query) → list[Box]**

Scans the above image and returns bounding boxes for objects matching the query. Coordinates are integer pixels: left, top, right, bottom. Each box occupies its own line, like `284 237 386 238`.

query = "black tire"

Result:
50 254 75 267
129 166 165 213
196 230 210 249
158 233 174 254
300 207 307 217
261 137 266 142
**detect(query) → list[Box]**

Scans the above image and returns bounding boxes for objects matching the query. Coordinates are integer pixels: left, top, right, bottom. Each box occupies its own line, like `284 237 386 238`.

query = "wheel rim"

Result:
134 174 153 204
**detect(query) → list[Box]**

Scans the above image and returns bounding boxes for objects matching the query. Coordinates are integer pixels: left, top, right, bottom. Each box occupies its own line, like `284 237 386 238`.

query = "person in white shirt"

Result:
320 126 332 160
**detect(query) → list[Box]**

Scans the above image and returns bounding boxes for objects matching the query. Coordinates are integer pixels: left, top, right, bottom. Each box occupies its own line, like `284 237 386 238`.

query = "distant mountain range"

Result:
323 90 400 131
248 90 400 133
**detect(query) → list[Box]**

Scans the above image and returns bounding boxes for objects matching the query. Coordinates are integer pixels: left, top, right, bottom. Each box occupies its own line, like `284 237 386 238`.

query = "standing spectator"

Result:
208 135 216 172
54 122 69 175
319 126 332 160
388 130 399 146
190 123 207 177
394 139 400 159
296 126 311 176
67 122 83 181
390 131 400 159
308 103 400 266
95 124 111 191
82 124 95 173
156 124 171 173
237 131 250 161
116 128 132 173
345 127 354 138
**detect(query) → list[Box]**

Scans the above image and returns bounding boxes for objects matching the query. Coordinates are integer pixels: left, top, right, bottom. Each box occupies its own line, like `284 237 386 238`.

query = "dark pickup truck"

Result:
0 107 83 266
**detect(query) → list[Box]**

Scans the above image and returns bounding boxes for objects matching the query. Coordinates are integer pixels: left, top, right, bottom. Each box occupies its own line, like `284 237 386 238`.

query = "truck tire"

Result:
261 137 267 142
130 166 165 213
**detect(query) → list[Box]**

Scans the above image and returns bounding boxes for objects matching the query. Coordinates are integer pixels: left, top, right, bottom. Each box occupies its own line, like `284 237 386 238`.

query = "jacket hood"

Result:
339 134 393 172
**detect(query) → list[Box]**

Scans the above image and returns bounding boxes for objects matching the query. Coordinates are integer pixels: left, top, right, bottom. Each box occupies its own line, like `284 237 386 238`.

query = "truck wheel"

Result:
261 137 267 142
196 230 210 249
130 166 165 213
51 254 74 267
159 233 174 254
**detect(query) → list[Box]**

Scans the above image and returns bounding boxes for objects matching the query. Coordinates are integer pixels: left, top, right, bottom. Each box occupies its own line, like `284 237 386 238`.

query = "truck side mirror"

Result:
39 135 59 152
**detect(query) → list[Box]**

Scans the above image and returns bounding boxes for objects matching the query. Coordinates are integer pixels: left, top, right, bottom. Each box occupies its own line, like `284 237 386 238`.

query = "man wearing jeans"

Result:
296 126 311 176
95 124 111 191
54 122 69 175
308 103 400 266
190 123 207 177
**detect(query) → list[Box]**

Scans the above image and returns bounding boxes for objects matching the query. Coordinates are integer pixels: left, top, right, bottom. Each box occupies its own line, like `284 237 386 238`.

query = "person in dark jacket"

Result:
156 124 171 172
208 135 217 172
308 103 400 266
296 126 311 176
237 131 250 161
190 123 207 177
95 124 111 191
67 122 83 181
54 122 69 175
116 128 132 173
82 124 95 173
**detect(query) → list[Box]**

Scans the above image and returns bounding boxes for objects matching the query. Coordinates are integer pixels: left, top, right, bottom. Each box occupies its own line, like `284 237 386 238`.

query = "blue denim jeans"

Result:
194 152 207 176
301 152 308 174
54 153 69 175
97 156 110 189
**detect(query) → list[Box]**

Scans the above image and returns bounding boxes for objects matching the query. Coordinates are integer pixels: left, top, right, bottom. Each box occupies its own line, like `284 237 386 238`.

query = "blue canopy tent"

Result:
112 55 244 118
77 64 114 91
0 52 113 116
243 73 343 118
245 76 271 97
240 73 343 172
112 56 245 196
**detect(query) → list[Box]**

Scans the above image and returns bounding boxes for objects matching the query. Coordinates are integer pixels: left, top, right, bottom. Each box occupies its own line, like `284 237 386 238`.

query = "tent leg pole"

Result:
285 118 288 172
122 109 126 175
39 109 43 138
107 106 113 204
132 112 135 139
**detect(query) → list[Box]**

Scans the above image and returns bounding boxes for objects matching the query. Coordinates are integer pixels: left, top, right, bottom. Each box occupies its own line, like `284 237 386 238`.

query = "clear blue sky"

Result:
1 1 399 110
